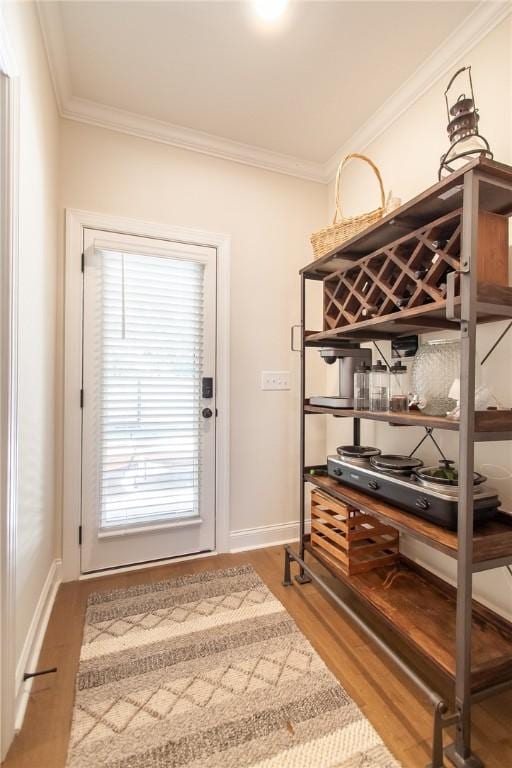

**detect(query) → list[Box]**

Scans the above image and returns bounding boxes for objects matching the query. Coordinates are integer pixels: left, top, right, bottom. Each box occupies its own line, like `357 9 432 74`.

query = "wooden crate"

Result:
310 489 399 575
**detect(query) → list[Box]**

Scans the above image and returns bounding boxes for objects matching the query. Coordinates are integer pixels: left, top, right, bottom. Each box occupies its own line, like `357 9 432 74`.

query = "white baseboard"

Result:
229 520 309 553
14 558 62 732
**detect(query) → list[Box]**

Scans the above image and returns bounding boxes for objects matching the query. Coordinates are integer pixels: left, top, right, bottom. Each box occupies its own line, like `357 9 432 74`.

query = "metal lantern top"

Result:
447 94 479 143
438 66 492 179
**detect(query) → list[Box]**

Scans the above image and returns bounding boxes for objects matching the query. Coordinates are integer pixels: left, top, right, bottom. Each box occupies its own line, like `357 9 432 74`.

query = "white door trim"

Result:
63 209 231 582
0 15 19 761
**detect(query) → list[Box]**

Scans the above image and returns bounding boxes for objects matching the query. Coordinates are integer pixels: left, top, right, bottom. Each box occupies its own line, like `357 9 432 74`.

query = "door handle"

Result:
290 324 302 352
202 408 213 419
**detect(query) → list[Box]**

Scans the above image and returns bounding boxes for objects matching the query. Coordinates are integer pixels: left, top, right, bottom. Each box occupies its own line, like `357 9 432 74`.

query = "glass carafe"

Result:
389 361 409 413
353 362 370 410
370 360 389 412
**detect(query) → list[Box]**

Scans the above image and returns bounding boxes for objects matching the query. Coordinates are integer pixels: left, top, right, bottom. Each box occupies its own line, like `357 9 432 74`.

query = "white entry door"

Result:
81 229 217 572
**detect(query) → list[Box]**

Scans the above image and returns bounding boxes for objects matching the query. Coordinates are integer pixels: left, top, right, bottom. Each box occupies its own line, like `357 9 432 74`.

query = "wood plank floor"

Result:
3 545 512 767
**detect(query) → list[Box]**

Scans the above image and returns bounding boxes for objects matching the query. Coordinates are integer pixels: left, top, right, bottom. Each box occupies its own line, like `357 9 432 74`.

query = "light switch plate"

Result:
261 371 290 391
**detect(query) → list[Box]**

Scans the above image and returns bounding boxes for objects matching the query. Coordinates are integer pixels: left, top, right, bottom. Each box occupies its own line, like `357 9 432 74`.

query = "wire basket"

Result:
311 153 386 260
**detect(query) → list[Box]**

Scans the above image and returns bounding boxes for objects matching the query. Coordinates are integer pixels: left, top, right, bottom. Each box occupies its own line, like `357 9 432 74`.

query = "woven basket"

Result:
311 153 386 260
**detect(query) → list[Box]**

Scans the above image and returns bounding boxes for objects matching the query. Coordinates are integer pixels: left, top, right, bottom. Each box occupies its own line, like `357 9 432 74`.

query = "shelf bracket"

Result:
290 324 302 352
372 340 391 369
446 270 462 321
426 702 459 768
480 320 512 366
408 427 448 462
446 221 472 321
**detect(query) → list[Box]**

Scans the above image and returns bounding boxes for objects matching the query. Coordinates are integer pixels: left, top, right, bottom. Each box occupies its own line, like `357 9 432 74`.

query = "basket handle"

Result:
333 153 386 224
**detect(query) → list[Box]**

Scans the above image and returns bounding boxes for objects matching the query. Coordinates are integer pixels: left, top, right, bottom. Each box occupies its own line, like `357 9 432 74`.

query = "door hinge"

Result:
78 525 82 546
81 252 85 272
80 389 84 408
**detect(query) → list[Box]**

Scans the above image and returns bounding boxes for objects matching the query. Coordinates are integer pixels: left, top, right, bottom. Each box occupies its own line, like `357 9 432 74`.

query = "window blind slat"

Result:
94 249 205 531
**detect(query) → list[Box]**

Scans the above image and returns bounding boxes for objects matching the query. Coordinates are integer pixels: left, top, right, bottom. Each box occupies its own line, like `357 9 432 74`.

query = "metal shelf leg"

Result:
282 547 292 587
444 745 483 768
445 170 483 768
431 702 447 768
297 272 311 584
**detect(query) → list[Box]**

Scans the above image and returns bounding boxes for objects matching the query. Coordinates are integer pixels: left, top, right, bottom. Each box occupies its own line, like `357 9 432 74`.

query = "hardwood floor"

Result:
3 545 512 767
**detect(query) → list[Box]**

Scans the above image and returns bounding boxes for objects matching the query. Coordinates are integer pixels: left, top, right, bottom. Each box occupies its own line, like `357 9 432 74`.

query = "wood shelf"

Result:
305 472 512 567
303 543 512 694
304 283 512 344
323 209 465 332
305 402 457 429
302 157 512 280
304 401 512 439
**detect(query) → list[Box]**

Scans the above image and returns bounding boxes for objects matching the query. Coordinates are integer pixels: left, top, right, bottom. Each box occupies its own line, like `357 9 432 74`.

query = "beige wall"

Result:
2 2 60 662
58 121 327 547
325 17 512 619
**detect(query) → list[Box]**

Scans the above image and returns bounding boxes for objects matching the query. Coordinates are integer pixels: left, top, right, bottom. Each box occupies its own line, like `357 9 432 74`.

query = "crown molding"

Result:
37 0 511 185
37 1 71 111
36 1 325 181
0 7 17 76
324 0 512 180
60 96 326 182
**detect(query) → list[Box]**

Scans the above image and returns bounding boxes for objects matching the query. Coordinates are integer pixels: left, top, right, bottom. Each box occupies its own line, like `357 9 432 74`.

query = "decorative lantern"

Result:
438 66 492 179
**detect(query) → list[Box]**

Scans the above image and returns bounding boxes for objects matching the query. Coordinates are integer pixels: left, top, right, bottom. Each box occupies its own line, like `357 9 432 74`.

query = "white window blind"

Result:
96 249 205 531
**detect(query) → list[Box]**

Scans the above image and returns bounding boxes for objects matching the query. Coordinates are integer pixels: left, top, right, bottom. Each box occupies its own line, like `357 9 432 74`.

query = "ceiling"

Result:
39 1 506 181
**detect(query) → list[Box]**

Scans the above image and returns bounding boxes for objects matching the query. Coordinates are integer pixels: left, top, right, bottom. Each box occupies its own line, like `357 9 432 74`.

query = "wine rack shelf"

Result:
324 210 461 330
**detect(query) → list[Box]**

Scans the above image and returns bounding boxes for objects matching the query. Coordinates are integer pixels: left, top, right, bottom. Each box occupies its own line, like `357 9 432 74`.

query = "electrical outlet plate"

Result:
261 371 290 390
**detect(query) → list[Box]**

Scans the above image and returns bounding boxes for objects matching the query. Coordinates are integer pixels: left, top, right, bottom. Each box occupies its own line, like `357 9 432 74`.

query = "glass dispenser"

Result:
389 361 409 413
370 360 389 412
353 362 370 411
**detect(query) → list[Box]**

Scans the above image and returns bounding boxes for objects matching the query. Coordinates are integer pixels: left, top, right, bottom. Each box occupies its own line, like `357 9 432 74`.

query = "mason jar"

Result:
389 361 409 412
370 360 389 412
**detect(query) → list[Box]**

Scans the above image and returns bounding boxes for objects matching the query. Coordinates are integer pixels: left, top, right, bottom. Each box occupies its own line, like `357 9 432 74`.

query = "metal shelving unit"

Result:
282 158 512 768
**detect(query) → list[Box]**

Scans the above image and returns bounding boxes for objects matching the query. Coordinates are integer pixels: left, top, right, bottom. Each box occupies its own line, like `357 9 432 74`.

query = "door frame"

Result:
0 15 19 761
63 209 231 581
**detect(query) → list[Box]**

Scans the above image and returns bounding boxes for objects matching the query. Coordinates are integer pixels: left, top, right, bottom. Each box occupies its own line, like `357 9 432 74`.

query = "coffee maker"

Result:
309 346 372 409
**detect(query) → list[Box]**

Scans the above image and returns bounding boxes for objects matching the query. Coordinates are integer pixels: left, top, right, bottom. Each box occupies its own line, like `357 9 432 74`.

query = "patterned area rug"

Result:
67 564 400 768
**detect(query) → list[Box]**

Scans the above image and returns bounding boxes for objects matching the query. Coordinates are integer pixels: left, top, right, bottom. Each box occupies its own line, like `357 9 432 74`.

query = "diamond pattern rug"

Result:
67 564 400 768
